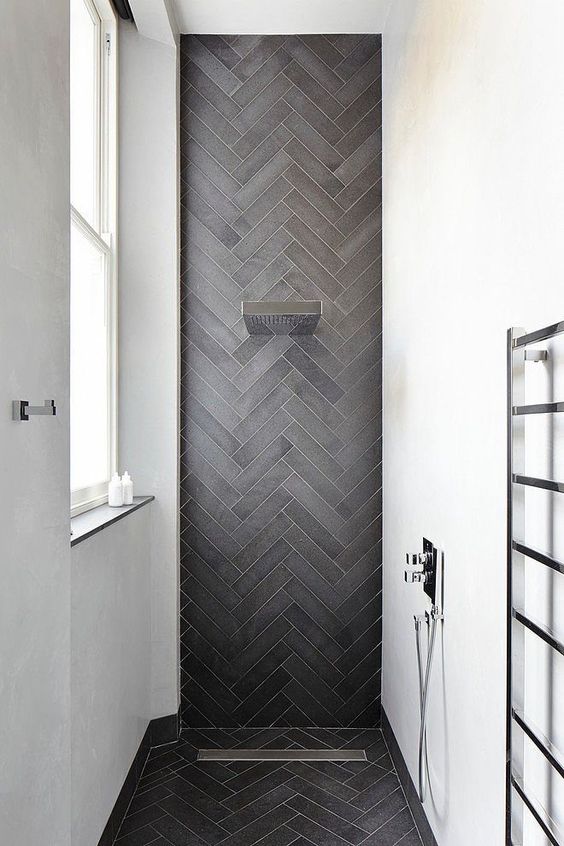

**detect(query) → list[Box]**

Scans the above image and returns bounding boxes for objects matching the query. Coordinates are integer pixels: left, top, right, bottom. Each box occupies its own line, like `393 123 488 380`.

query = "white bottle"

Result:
108 473 124 507
121 471 133 506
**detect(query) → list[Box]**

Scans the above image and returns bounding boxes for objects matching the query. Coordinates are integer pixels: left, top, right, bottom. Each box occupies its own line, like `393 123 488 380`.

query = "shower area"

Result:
164 33 426 846
179 33 383 731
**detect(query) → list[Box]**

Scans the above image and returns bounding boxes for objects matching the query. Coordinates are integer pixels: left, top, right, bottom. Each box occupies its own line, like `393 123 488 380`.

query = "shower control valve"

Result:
405 570 427 584
404 539 440 606
406 552 432 567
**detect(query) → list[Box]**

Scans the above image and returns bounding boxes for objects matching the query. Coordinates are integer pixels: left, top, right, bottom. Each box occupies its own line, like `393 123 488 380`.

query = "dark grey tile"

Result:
222 784 295 833
233 172 292 233
185 36 241 95
283 474 344 535
283 523 343 585
233 99 293 160
234 510 292 571
232 434 293 494
185 368 241 432
287 794 367 843
283 86 343 147
232 408 292 469
117 805 166 838
232 487 293 547
181 135 242 198
232 458 292 521
232 37 288 83
181 60 241 120
179 34 381 731
299 35 344 69
197 35 241 71
186 242 242 302
285 215 344 276
233 228 294 288
284 186 344 242
283 35 344 94
282 550 341 610
237 612 293 676
232 48 292 108
284 395 344 454
182 474 242 534
286 812 351 846
186 113 242 174
335 52 381 107
284 448 343 509
336 80 382 134
283 345 344 403
283 421 344 482
232 199 292 262
232 126 292 186
283 498 344 559
285 61 342 119
233 564 291 624
335 36 381 81
284 163 344 221
183 84 242 147
235 358 292 415
185 315 240 379
231 641 292 701
232 539 291 599
334 129 381 184
115 824 162 845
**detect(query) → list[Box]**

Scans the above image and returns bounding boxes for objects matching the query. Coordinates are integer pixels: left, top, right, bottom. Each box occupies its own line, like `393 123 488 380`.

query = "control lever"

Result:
405 570 427 584
406 552 431 567
404 540 438 604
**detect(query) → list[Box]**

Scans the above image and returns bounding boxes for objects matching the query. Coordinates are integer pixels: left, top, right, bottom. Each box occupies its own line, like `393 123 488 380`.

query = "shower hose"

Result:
414 610 439 804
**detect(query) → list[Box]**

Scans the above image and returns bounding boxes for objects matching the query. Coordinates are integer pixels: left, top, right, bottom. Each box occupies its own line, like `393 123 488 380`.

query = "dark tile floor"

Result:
115 728 423 846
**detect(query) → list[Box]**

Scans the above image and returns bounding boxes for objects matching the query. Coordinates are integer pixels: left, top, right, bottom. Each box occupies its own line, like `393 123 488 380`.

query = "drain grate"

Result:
197 748 367 762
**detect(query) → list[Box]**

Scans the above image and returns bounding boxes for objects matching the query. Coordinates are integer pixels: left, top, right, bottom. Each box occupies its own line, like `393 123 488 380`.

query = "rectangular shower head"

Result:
242 301 322 336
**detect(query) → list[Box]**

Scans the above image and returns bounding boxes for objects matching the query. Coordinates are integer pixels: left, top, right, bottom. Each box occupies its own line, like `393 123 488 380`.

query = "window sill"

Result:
70 496 154 547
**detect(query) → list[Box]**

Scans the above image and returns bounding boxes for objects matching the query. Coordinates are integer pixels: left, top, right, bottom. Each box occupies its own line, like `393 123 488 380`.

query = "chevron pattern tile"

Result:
180 34 382 728
115 729 422 846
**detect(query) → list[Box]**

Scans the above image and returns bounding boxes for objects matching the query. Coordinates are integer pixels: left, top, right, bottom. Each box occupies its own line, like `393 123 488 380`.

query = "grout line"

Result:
229 43 291 103
182 161 245 228
185 181 244 239
283 84 346 140
335 102 382 154
231 202 293 262
234 238 294 292
232 159 292 217
231 67 291 126
180 134 244 190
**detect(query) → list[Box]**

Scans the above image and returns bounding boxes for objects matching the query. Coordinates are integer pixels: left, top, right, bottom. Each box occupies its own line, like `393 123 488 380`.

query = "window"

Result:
70 0 117 515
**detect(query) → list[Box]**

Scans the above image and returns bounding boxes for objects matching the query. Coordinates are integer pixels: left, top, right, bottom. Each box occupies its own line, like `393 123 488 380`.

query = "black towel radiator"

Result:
507 322 564 845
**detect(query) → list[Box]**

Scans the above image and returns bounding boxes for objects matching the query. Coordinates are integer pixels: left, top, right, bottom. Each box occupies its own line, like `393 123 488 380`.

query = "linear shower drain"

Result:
197 748 367 761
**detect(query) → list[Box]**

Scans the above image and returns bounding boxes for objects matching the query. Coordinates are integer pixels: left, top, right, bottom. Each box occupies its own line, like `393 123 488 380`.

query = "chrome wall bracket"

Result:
13 400 56 421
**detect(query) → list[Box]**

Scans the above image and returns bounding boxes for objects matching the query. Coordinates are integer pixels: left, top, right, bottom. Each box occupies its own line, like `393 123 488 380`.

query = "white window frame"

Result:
71 0 118 516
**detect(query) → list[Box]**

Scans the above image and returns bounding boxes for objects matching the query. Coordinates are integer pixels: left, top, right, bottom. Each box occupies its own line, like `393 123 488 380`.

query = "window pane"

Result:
71 0 98 226
71 222 109 492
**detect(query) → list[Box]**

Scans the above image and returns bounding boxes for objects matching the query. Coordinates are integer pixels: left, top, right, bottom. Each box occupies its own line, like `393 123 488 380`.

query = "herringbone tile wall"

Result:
180 34 382 728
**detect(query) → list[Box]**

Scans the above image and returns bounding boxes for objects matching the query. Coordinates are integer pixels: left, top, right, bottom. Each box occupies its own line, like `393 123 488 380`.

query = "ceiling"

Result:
128 0 392 43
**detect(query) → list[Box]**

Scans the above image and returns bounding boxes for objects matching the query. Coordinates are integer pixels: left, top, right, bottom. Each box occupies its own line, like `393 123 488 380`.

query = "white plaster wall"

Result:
171 0 393 35
382 2 564 843
0 2 71 843
71 510 152 846
118 23 180 718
